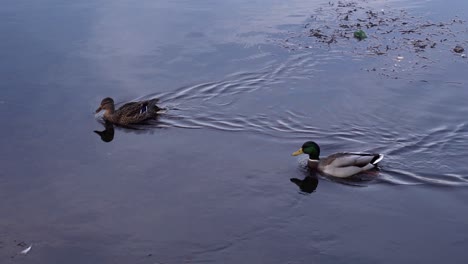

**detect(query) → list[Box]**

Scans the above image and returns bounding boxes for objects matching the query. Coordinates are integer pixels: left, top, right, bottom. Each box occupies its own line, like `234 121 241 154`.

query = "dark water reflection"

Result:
290 173 319 194
1 0 468 263
94 121 115 142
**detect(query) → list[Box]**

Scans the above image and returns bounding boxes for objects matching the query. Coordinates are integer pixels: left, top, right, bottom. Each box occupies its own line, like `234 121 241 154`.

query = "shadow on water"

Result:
93 116 166 143
291 166 386 194
94 121 114 142
290 172 319 194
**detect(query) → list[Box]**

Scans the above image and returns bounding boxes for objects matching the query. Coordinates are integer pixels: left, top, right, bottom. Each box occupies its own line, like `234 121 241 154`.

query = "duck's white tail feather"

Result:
372 154 384 165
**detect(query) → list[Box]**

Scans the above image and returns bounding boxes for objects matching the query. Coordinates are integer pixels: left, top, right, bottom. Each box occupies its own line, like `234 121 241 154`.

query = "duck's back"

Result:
318 153 381 178
113 99 160 125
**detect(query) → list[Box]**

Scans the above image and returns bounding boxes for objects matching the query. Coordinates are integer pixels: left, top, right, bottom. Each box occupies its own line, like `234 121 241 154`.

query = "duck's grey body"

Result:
309 152 383 178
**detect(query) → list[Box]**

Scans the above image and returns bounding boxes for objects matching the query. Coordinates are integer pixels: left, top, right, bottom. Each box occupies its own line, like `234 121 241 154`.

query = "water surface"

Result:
1 0 468 263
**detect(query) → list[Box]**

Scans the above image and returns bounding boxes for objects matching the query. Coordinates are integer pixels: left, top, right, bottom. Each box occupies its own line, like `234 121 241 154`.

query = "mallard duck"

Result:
292 141 384 178
95 97 161 125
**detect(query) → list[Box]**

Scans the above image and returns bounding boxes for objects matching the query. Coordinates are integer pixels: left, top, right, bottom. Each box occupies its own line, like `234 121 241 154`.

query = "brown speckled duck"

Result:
95 97 161 125
292 141 384 178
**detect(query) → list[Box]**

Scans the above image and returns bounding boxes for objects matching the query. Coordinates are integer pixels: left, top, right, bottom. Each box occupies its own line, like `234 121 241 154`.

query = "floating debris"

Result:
16 241 27 247
276 0 468 77
354 30 367 40
20 244 32 255
412 39 431 51
310 29 326 39
454 45 465 53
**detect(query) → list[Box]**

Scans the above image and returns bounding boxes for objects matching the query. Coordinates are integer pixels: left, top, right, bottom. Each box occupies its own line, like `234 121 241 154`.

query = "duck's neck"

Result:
308 153 319 160
308 153 319 168
108 104 115 114
103 107 116 121
308 158 319 169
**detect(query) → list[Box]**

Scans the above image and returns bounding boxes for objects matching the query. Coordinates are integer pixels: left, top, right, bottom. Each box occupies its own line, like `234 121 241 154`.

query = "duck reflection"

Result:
290 172 319 194
290 169 377 193
93 115 165 143
94 121 115 143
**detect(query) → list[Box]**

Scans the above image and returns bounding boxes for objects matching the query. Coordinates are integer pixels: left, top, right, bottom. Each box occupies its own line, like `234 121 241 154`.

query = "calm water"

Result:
1 0 468 263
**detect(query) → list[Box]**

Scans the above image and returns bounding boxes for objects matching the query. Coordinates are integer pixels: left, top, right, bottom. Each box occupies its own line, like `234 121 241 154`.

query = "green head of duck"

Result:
292 141 320 160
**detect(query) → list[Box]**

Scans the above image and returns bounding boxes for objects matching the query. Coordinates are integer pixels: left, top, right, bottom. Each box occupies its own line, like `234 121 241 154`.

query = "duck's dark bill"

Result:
292 149 303 156
95 106 102 113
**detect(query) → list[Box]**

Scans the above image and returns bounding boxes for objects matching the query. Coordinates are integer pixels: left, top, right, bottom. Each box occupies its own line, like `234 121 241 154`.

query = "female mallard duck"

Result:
95 97 161 126
292 141 384 178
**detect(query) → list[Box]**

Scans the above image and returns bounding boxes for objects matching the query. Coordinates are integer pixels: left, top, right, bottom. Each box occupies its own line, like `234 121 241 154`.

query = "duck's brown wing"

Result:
118 99 160 115
115 99 160 124
117 102 144 117
113 102 146 124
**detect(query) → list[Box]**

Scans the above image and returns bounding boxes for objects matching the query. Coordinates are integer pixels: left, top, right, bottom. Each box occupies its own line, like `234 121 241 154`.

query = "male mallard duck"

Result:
95 97 161 126
292 141 384 178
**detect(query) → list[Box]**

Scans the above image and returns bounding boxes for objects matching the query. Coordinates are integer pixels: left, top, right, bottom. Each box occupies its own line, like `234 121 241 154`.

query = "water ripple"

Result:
127 53 468 188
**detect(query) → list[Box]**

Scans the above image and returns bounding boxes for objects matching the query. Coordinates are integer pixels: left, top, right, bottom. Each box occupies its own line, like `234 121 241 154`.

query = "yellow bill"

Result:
292 148 303 156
